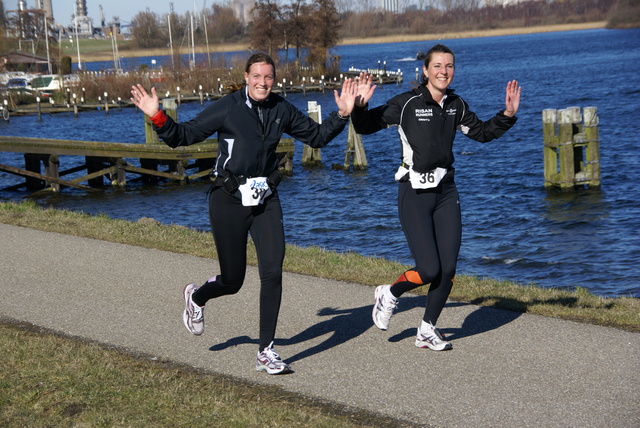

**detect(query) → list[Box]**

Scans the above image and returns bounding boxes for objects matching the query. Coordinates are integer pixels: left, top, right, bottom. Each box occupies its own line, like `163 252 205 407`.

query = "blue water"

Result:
1 28 639 297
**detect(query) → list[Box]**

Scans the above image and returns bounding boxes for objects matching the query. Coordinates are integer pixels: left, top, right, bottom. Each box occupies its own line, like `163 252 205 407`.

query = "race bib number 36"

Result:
409 167 448 189
238 177 272 206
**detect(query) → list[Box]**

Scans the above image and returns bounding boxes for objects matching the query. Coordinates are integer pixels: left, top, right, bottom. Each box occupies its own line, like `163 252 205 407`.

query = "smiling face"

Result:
423 52 455 99
244 62 275 103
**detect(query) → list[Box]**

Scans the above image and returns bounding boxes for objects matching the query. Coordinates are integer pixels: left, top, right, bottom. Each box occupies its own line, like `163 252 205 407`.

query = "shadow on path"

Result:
210 296 521 363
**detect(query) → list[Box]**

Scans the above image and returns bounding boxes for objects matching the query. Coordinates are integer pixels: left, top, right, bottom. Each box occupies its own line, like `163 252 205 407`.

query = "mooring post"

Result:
347 121 367 170
24 154 44 190
542 109 558 188
335 121 368 171
301 101 322 167
45 154 60 192
583 106 600 188
543 106 601 190
2 99 9 123
104 92 109 115
111 158 127 187
36 97 42 121
72 93 79 118
86 157 106 187
557 109 576 189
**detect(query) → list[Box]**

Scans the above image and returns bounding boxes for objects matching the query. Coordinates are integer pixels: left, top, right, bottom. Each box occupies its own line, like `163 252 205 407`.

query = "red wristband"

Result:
150 110 167 128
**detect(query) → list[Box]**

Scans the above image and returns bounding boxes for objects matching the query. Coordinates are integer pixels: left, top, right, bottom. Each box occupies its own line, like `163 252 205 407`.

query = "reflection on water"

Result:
544 190 609 225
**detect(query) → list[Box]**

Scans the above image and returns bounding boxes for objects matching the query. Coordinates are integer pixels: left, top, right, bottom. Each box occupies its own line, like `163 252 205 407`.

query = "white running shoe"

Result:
255 342 291 375
182 283 204 336
415 323 452 351
372 284 398 330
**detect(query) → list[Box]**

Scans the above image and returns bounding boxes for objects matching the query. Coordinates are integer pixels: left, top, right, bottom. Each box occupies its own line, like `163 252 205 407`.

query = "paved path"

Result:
1 223 638 427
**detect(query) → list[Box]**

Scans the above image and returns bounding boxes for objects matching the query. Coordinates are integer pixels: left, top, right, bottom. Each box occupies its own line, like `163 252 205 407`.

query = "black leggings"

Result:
392 179 461 325
193 186 285 351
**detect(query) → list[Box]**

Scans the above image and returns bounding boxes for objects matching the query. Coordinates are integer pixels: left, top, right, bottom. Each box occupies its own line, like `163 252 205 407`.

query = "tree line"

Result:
0 0 636 76
127 0 631 72
130 0 341 73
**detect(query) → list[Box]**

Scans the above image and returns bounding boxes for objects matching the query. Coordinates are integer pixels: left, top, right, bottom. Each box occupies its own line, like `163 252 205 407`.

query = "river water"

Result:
1 28 638 297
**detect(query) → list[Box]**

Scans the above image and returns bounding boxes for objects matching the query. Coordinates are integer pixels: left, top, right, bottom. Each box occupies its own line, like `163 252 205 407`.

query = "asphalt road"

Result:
1 223 638 427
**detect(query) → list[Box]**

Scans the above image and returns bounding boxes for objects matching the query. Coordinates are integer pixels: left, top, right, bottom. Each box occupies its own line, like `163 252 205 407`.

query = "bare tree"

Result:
281 0 316 67
306 0 341 71
207 4 243 43
131 9 166 49
248 0 284 58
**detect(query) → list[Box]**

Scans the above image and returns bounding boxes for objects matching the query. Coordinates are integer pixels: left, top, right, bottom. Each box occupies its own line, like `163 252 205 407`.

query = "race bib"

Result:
408 167 448 189
238 177 272 206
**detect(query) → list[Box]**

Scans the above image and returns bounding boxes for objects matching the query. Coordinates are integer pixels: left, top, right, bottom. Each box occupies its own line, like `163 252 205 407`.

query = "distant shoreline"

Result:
82 21 607 63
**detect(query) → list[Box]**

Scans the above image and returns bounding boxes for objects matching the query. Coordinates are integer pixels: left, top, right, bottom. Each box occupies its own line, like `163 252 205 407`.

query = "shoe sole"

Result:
372 285 389 330
183 283 203 336
415 339 452 351
255 364 291 375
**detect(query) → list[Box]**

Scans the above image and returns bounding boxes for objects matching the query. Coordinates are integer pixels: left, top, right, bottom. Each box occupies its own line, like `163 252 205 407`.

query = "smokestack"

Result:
43 0 54 20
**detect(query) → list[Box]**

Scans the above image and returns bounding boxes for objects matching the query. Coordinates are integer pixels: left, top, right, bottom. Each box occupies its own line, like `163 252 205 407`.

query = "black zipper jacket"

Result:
155 87 348 177
351 85 517 173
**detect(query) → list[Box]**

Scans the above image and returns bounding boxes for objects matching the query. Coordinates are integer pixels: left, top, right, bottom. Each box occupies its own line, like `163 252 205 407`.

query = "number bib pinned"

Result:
408 167 448 189
238 177 272 206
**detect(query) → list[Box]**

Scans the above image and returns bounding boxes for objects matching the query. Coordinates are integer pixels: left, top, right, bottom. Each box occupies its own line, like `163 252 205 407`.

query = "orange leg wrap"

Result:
395 269 423 285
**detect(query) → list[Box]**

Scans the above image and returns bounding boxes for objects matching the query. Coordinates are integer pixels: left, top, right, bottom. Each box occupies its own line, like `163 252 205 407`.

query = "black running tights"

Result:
193 186 285 351
394 179 462 325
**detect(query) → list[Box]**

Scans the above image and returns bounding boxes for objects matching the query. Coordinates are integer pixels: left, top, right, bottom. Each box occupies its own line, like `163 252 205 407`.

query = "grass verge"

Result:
1 201 637 332
0 200 637 426
0 319 409 428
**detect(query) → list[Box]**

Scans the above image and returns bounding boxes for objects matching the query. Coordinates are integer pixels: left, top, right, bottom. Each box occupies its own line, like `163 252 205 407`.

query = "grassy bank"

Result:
0 200 637 426
1 201 637 332
0 319 404 427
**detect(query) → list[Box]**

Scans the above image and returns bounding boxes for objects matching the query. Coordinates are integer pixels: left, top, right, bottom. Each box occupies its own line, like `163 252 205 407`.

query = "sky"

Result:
49 0 220 27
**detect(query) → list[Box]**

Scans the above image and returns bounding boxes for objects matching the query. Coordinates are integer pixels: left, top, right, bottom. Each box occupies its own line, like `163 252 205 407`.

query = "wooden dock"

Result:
0 136 294 194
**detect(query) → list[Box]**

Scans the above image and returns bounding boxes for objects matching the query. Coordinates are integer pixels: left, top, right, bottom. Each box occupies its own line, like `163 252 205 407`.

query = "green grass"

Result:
0 200 637 426
0 320 402 428
60 38 129 56
1 200 637 332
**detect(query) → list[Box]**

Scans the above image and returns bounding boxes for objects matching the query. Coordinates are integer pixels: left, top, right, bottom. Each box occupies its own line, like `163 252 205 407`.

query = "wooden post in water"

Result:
301 101 322 167
143 98 179 182
24 154 44 190
582 106 600 188
112 158 127 187
104 92 109 115
334 121 368 171
72 94 79 118
542 106 600 190
36 97 42 121
45 154 60 192
542 109 558 187
557 108 576 189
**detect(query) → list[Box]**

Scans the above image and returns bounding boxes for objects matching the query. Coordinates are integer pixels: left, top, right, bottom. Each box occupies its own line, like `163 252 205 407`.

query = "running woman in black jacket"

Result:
131 53 357 374
351 44 521 351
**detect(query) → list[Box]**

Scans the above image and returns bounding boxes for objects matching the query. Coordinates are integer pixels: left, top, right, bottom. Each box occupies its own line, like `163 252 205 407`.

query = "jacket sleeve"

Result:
153 100 226 148
350 101 402 135
458 99 517 143
285 104 348 149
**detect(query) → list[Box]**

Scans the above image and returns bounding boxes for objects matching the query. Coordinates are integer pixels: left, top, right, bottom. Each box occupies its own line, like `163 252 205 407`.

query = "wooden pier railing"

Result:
0 136 294 194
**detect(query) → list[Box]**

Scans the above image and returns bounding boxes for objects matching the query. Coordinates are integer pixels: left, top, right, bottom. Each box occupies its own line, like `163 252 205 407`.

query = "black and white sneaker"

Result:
255 342 291 375
372 284 398 330
182 283 204 336
415 323 452 351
